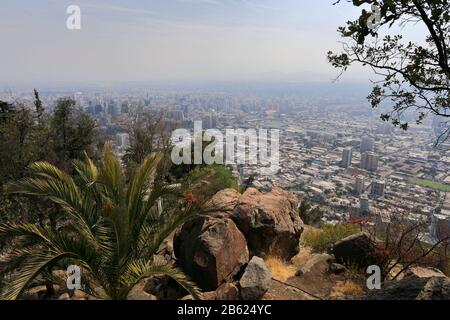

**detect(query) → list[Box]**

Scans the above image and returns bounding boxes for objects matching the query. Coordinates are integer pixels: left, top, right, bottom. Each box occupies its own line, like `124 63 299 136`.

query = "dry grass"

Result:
265 256 297 281
330 280 365 298
291 247 313 268
301 223 360 253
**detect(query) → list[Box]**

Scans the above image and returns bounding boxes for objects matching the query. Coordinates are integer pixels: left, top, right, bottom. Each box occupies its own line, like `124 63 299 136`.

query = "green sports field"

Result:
410 178 450 192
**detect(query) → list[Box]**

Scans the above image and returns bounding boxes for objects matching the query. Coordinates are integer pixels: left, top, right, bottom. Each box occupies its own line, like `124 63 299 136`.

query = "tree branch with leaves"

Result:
328 0 450 144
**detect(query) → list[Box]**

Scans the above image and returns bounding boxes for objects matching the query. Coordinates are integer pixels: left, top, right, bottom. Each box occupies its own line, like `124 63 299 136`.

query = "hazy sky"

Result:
0 1 423 85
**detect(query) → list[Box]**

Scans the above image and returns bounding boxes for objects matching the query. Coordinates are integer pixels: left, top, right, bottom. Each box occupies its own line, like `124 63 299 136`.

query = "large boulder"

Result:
144 276 188 300
405 266 447 279
156 233 176 263
208 189 241 216
127 281 157 301
329 232 380 268
295 253 335 277
239 256 272 300
366 276 450 300
366 277 429 300
174 215 249 291
416 277 450 300
231 188 303 260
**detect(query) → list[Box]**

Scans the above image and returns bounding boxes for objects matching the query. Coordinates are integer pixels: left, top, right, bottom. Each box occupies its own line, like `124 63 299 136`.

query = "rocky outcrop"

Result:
174 215 249 291
295 253 335 277
405 266 447 279
231 188 303 260
239 256 272 300
144 276 188 300
329 232 380 268
127 281 158 300
208 189 241 216
174 187 303 298
329 263 347 275
366 275 450 300
216 283 240 300
415 277 450 300
157 233 176 263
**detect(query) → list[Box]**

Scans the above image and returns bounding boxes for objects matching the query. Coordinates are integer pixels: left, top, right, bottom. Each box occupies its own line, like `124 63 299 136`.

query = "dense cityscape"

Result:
3 87 449 245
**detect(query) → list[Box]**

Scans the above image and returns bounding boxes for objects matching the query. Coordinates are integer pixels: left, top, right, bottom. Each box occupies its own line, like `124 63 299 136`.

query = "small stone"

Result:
127 281 158 300
58 293 70 300
216 283 240 300
295 269 304 277
239 257 272 300
329 263 347 275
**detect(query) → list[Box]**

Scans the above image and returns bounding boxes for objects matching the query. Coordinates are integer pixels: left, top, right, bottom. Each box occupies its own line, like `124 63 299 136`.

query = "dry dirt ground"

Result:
263 227 367 300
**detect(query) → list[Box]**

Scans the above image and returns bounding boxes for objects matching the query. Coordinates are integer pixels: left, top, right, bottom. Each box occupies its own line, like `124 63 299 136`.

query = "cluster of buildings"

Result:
205 100 450 244
3 89 449 244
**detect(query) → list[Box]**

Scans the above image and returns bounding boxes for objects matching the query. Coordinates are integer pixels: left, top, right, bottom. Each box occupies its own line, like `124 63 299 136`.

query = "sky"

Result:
0 0 424 86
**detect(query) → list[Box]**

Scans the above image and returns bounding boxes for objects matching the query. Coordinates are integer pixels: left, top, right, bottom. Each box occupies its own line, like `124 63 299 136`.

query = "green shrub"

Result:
184 165 240 202
301 223 360 253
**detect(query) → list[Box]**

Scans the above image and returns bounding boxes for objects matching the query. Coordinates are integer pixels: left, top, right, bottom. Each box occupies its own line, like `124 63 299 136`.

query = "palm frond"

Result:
139 204 199 259
5 163 103 248
73 153 99 187
0 222 51 250
0 247 38 277
73 154 103 214
121 258 202 300
126 153 162 250
98 144 124 205
1 250 75 300
126 153 162 217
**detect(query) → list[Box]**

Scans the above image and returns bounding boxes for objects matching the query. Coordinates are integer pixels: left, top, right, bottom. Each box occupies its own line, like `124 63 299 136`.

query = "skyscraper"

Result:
108 100 119 116
116 133 130 150
371 179 386 197
341 147 353 168
361 152 379 172
121 102 129 114
355 175 366 195
202 112 218 129
361 136 375 153
359 194 370 215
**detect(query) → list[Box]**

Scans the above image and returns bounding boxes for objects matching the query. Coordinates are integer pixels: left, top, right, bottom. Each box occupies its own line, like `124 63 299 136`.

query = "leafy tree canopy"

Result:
328 0 450 143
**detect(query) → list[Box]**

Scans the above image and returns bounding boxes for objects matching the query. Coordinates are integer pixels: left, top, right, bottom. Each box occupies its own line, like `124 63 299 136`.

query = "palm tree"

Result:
0 145 206 300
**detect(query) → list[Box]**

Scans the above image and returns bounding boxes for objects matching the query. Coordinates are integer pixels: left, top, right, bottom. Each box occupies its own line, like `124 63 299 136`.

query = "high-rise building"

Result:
375 212 390 235
169 110 185 121
116 133 130 150
361 152 379 172
371 179 386 197
202 113 218 129
431 212 450 240
108 101 119 116
361 136 375 153
121 102 129 114
359 194 370 215
341 147 353 168
355 175 366 195
94 104 103 115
